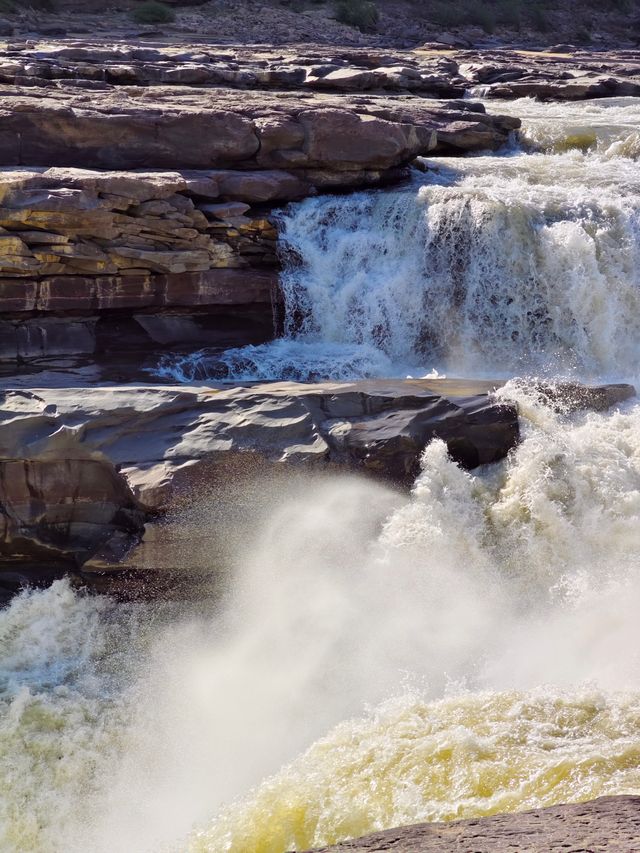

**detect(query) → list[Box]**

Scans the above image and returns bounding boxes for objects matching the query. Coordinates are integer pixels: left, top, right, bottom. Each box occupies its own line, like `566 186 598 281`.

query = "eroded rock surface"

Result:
0 379 519 570
0 167 282 358
302 794 640 852
0 85 516 172
0 40 635 104
0 43 521 363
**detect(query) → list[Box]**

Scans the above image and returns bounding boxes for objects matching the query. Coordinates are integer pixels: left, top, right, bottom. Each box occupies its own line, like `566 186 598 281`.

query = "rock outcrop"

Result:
0 40 635 105
453 47 640 100
0 41 522 364
0 85 516 172
301 794 640 852
0 167 283 358
0 378 519 572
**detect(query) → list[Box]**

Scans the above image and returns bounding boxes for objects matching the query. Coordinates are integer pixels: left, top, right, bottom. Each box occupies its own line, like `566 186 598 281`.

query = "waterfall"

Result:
6 99 640 853
158 98 640 384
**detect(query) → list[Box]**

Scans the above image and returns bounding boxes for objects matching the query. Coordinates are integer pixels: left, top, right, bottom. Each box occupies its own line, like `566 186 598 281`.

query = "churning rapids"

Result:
3 98 640 853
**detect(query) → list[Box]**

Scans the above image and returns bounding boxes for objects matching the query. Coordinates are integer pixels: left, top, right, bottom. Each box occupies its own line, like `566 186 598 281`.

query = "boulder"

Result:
0 378 633 576
535 381 636 413
0 425 145 568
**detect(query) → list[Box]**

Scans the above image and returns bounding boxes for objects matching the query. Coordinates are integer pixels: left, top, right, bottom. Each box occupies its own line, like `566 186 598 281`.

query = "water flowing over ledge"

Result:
159 97 640 386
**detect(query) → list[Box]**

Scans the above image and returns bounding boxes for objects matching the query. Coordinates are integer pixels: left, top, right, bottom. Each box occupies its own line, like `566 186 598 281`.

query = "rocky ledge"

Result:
0 378 518 572
0 378 633 590
302 794 640 852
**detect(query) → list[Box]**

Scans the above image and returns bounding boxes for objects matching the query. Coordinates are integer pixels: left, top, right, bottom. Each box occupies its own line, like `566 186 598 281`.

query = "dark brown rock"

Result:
0 442 145 568
0 379 518 569
301 382 518 478
536 381 636 413
0 268 279 360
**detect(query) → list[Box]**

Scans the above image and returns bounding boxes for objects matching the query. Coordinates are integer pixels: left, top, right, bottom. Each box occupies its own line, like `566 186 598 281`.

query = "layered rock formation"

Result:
0 168 282 359
0 40 522 364
302 794 640 852
0 41 636 103
454 46 640 100
3 41 634 366
0 378 519 574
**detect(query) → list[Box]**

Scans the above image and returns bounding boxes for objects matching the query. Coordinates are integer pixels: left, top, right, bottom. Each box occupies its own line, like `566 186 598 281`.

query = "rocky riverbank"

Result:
0 378 633 596
0 40 638 366
301 795 640 852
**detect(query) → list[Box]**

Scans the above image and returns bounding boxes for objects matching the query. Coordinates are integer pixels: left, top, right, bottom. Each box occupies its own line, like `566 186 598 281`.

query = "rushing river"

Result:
3 98 640 853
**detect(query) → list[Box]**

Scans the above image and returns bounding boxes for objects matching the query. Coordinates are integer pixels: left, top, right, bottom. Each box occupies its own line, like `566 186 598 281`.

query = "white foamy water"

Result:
158 98 640 385
3 386 640 852
488 95 640 156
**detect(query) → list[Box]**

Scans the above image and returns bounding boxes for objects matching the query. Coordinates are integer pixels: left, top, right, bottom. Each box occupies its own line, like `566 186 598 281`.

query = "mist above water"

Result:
3 384 640 852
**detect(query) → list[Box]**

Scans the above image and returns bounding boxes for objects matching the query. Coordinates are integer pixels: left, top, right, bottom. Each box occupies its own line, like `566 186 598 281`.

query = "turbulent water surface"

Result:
4 99 640 853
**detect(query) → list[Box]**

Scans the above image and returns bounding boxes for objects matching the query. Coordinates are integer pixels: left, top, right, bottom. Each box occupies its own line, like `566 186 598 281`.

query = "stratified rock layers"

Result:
0 41 522 361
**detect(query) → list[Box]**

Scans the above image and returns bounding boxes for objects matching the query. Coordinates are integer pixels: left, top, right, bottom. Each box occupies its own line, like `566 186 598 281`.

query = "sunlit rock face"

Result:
0 379 518 569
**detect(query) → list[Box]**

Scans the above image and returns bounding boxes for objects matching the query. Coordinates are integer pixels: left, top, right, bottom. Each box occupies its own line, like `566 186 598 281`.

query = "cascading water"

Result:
158 97 640 384
4 99 640 853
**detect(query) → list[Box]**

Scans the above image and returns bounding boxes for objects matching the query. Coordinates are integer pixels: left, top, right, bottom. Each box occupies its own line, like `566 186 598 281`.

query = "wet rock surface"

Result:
302 794 640 852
